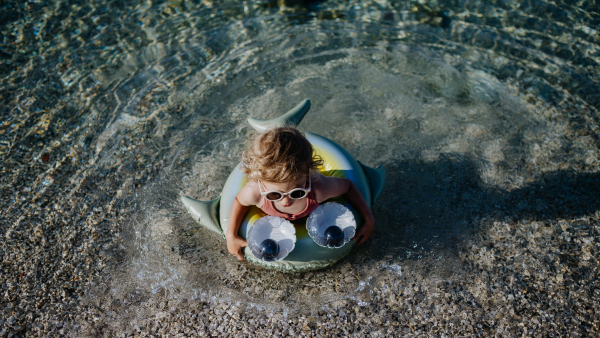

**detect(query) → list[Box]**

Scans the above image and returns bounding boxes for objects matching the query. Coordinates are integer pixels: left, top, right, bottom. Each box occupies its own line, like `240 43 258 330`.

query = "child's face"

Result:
262 176 308 208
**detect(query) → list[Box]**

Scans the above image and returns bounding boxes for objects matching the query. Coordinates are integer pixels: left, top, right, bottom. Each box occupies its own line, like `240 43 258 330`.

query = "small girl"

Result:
226 127 375 261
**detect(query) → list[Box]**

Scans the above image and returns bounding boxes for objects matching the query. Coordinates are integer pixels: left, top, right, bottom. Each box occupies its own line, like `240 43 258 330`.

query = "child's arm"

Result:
314 175 375 246
226 196 249 261
225 182 261 261
344 180 376 246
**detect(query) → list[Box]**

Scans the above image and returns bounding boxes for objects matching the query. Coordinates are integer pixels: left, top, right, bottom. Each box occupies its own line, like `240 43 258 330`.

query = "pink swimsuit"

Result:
260 190 320 221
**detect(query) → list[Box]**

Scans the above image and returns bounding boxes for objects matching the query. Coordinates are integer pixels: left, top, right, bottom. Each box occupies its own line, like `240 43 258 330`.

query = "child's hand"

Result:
352 216 375 246
226 233 248 261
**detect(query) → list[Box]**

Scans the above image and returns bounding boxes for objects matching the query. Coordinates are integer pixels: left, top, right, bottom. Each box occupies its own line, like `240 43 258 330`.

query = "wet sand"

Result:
2 128 599 337
70 169 600 337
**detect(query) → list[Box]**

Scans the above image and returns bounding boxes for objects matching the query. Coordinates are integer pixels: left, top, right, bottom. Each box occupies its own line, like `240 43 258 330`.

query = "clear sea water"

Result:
1 0 599 334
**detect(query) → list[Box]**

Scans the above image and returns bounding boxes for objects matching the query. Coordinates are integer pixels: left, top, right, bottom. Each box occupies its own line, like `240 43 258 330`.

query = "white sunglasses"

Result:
259 176 311 202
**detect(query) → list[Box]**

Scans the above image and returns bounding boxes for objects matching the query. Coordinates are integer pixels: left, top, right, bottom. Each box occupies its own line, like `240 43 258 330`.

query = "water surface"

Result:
1 0 599 335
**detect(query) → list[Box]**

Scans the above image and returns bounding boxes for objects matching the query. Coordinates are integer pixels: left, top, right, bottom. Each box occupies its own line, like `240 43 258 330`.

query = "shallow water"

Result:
1 0 599 336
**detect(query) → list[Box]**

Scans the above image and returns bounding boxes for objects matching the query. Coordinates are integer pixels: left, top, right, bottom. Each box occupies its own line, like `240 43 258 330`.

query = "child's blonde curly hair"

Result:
241 127 323 183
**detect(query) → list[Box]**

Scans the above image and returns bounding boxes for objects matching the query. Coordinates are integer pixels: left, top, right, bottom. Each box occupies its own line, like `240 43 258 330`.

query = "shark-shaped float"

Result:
181 99 386 272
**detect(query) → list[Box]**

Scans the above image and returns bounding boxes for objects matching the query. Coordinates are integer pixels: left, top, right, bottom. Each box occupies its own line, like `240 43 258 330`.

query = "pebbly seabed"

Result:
1 0 599 337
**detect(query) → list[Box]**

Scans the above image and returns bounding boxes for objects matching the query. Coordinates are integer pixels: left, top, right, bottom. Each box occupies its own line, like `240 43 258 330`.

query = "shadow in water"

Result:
368 153 600 262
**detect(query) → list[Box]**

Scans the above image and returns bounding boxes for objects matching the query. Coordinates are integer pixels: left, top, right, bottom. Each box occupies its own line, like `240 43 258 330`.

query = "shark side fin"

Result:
181 196 222 235
247 99 311 133
358 162 387 204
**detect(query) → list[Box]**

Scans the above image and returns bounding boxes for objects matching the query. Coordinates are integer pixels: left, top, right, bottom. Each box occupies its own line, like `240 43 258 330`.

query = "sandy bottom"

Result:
1 0 600 336
70 177 600 337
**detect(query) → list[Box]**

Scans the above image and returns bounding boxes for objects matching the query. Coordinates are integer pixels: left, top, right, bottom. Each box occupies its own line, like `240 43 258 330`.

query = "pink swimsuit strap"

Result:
260 190 320 221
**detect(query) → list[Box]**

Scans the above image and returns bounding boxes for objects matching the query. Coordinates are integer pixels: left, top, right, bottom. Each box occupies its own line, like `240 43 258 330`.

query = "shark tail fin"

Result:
247 99 311 132
358 162 386 204
181 196 222 235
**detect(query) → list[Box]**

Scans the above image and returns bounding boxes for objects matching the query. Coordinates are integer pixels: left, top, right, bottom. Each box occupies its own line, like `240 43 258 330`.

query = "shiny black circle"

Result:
324 226 344 247
259 239 280 261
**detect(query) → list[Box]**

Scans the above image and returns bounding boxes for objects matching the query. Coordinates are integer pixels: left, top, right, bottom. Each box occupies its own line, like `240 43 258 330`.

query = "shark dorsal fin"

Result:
247 99 311 132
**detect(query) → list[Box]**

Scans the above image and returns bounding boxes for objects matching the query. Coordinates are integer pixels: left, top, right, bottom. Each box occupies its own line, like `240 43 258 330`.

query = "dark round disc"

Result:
324 226 344 248
259 239 280 262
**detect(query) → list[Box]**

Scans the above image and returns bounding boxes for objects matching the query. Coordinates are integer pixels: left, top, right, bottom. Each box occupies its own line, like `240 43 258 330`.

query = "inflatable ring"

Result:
181 99 386 272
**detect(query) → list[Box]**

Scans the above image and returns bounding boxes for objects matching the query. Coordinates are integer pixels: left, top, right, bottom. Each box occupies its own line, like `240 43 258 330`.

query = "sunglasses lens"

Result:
266 192 282 201
290 190 307 199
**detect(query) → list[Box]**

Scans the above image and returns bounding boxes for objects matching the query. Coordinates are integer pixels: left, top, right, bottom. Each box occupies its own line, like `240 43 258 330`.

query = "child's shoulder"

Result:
312 173 349 202
237 180 262 206
312 172 345 185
